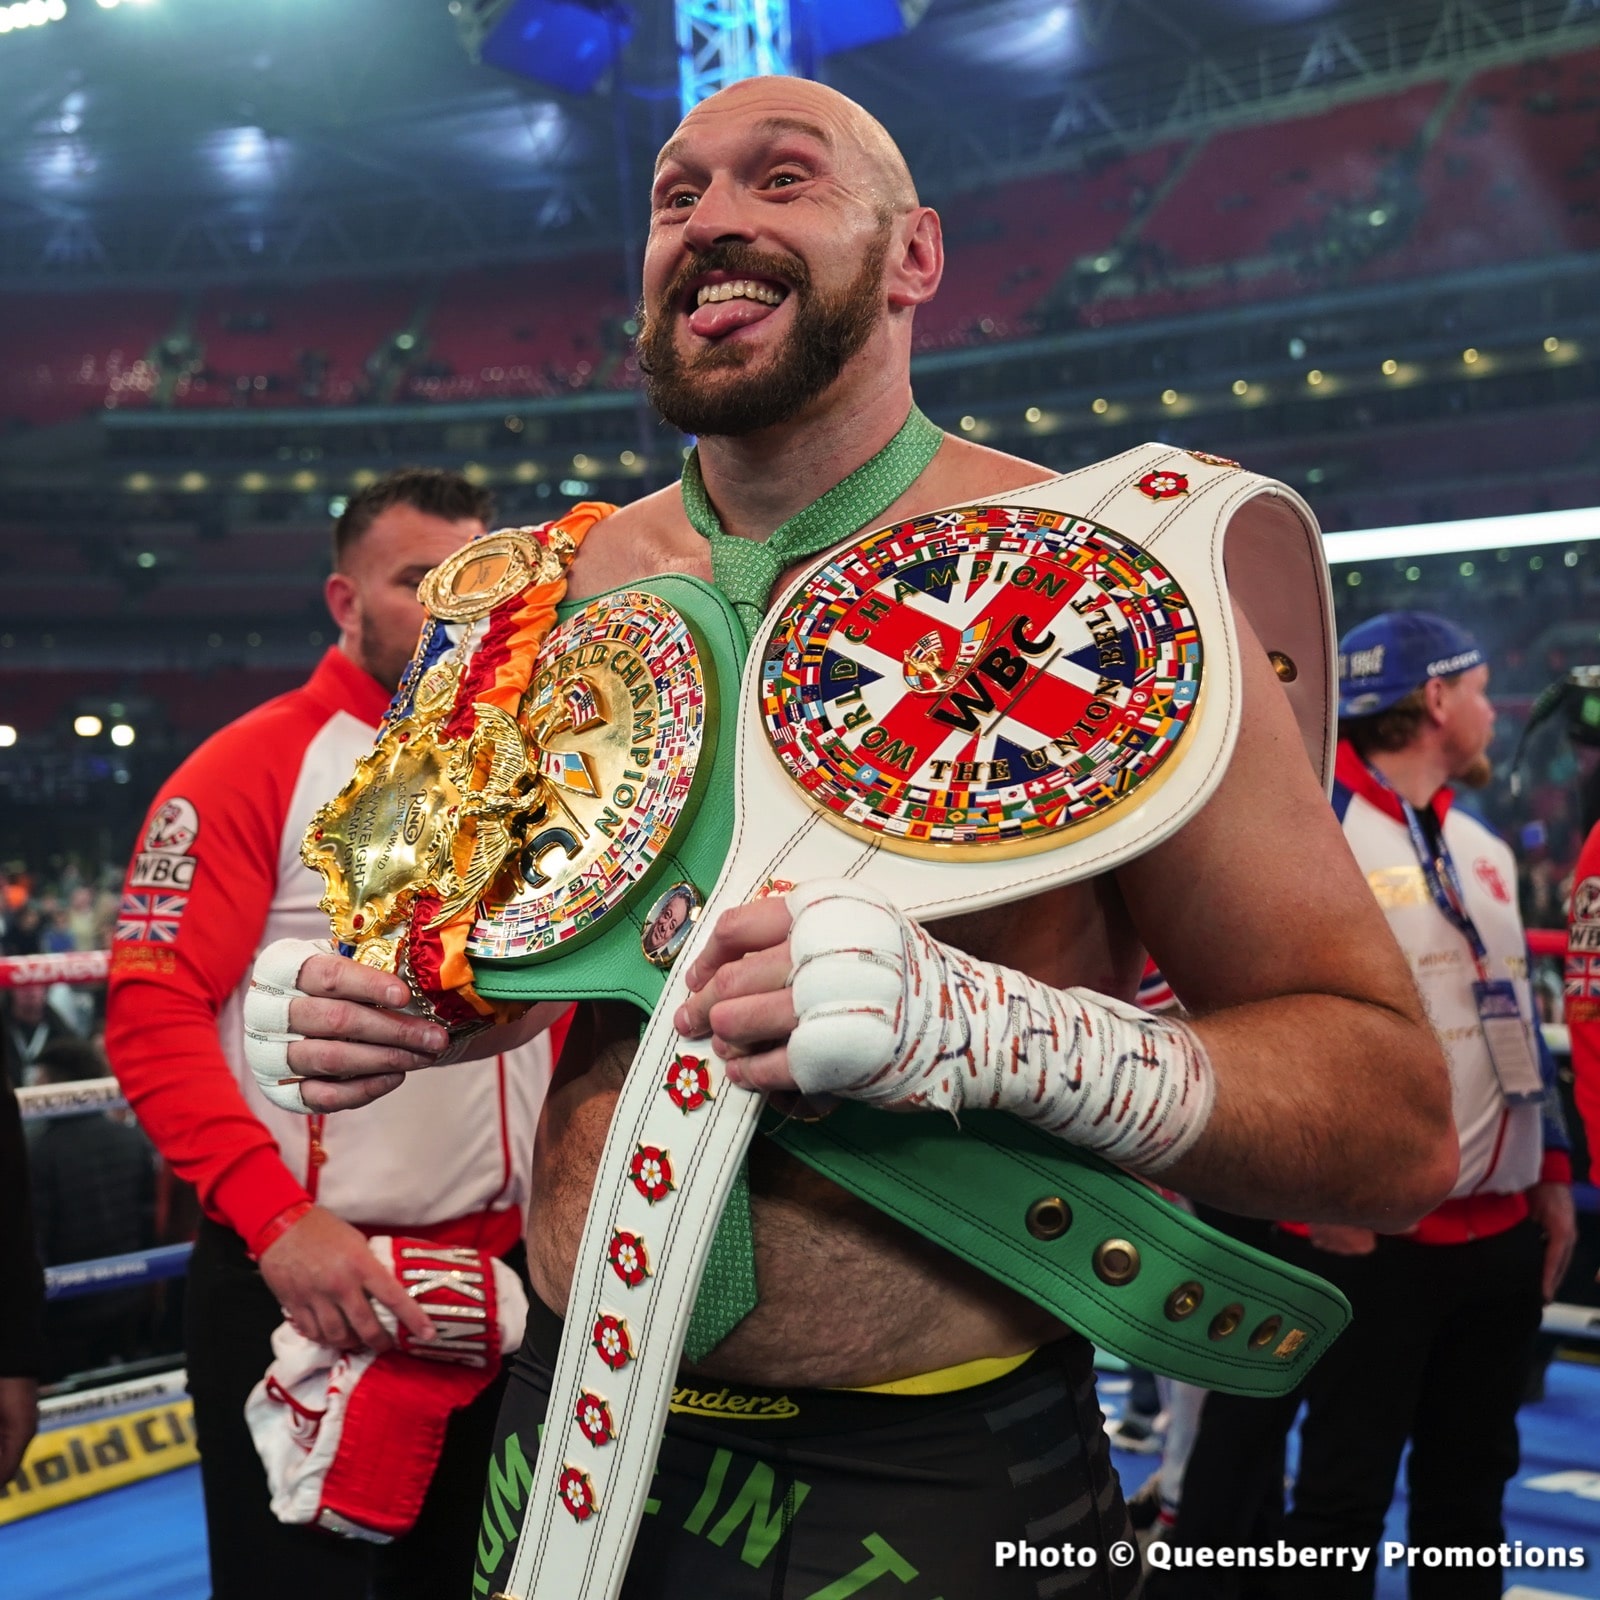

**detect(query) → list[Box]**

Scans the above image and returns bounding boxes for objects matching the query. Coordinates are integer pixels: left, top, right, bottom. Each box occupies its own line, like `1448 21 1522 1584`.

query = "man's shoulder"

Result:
568 487 704 599
1445 802 1509 853
910 437 1057 511
152 679 335 822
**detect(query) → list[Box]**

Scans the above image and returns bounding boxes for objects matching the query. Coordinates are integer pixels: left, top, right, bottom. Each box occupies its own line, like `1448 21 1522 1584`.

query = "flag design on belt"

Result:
116 891 188 943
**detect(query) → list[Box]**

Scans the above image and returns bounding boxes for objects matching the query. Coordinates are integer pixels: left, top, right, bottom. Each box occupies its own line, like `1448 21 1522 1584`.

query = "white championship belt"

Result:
503 444 1333 1598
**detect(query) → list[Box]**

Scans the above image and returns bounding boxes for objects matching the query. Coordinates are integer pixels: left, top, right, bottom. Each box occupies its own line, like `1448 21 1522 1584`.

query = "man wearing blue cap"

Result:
1149 611 1575 1600
1280 610 1574 1597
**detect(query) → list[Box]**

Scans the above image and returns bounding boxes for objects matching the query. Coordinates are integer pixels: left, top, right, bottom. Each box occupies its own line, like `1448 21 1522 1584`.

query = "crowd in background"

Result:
2 859 179 1384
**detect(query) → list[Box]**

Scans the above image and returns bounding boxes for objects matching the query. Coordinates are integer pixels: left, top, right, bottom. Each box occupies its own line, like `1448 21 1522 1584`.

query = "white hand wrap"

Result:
244 938 331 1115
786 880 1215 1174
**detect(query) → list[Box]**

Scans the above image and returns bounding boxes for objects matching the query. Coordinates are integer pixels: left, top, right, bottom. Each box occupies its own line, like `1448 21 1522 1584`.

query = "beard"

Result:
637 234 888 438
1454 751 1494 790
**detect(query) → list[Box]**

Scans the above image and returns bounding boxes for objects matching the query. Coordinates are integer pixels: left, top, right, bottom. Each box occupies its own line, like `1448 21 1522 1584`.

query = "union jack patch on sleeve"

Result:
116 891 188 944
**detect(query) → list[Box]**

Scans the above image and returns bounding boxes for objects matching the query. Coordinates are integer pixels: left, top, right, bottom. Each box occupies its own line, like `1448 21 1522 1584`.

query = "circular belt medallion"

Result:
759 505 1203 856
467 590 714 961
416 527 570 623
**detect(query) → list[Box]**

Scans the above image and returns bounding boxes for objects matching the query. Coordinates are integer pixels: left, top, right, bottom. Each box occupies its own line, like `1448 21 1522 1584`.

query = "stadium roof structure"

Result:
3 0 1598 287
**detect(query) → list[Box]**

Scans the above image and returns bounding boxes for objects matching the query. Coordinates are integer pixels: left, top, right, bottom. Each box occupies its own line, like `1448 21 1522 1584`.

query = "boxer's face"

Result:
639 81 897 437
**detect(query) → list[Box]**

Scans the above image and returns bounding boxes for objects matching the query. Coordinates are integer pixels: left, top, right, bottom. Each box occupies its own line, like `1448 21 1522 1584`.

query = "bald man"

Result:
262 80 1455 1597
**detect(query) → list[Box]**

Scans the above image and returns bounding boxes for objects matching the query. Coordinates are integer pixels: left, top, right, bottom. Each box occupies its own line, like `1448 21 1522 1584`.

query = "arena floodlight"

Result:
1322 505 1600 565
110 723 136 747
0 0 69 32
74 714 103 737
0 726 16 748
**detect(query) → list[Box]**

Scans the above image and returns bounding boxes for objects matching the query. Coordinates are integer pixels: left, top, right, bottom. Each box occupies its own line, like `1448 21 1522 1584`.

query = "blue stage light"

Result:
461 0 632 97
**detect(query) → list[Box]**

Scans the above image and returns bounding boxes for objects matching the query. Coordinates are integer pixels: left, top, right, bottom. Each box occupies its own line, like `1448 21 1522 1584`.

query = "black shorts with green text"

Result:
473 1299 1141 1600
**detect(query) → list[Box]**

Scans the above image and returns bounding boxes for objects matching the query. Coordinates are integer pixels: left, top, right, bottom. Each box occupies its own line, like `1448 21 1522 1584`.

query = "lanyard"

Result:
1362 759 1491 977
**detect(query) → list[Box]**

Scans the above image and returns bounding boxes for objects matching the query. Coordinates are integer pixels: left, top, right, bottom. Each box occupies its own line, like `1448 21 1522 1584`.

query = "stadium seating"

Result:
178 280 426 408
0 291 176 428
913 145 1185 347
1140 86 1445 269
407 254 634 401
1368 48 1600 280
3 49 1597 426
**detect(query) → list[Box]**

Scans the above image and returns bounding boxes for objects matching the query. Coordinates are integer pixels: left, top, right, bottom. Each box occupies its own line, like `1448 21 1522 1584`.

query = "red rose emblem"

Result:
1137 470 1190 501
575 1392 614 1447
665 1054 713 1112
630 1145 674 1204
592 1314 632 1371
558 1465 597 1522
608 1230 650 1288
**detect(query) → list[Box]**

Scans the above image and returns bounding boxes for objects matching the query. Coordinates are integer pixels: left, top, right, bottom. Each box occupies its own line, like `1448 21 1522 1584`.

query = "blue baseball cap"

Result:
1337 611 1486 719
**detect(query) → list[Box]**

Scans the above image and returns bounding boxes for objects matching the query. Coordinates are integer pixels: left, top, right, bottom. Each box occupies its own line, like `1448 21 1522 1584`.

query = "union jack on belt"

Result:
117 892 188 944
1565 952 1600 999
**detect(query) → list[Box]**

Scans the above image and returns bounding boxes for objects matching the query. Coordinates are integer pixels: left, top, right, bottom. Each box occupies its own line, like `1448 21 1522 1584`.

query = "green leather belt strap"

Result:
471 573 1352 1391
766 1104 1350 1398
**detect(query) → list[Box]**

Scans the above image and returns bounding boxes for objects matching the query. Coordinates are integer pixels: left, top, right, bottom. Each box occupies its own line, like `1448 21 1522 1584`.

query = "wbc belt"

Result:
493 443 1342 1600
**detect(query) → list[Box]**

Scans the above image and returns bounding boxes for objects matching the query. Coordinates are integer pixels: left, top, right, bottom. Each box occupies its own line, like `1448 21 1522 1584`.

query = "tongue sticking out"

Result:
687 295 783 340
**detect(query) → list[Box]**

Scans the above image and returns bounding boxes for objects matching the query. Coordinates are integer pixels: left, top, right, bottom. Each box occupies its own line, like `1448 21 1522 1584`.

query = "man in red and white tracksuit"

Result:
106 469 552 1600
1568 815 1600 1167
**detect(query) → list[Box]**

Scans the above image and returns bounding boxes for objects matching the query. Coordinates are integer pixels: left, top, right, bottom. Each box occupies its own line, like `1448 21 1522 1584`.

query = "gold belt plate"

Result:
302 659 549 969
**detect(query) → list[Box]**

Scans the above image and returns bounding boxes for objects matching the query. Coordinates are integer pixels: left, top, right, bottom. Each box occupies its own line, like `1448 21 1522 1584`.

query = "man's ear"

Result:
325 570 359 636
1421 676 1450 726
886 207 943 311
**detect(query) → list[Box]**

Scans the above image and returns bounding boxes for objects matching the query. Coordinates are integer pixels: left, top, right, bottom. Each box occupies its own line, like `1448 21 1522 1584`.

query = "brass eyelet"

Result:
1164 1281 1205 1321
1209 1303 1245 1340
1249 1315 1284 1350
1025 1196 1073 1240
1092 1238 1141 1286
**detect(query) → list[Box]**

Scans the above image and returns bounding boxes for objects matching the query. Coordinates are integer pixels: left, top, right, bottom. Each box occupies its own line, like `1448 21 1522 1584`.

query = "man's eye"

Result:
768 172 803 188
663 190 697 209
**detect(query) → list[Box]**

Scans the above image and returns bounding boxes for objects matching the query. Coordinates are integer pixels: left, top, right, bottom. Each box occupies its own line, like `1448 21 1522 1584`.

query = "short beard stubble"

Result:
637 232 890 438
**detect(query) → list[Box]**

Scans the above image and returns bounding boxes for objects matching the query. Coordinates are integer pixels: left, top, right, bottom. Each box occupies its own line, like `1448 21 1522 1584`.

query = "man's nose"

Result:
682 174 758 252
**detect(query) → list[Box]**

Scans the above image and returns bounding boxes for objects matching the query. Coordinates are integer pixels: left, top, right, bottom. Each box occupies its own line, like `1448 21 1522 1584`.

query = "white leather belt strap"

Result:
505 443 1332 1599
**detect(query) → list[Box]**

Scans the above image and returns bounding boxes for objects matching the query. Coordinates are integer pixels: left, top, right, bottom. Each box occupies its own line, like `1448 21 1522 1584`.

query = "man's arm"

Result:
679 609 1456 1231
105 739 316 1249
105 722 432 1349
1116 612 1457 1227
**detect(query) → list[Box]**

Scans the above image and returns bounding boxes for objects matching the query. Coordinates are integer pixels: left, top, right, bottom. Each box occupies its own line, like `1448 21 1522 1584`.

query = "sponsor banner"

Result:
0 1398 198 1523
15 1076 126 1123
0 950 110 989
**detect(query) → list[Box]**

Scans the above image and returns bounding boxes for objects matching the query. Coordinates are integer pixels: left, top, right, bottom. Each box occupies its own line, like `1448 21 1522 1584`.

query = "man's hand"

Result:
1306 1224 1378 1256
1527 1182 1577 1303
674 899 798 1092
0 1375 38 1484
257 1205 436 1351
279 951 449 1113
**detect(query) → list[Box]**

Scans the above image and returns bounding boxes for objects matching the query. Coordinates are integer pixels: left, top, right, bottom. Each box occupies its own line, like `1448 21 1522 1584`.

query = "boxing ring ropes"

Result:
3 940 1598 1525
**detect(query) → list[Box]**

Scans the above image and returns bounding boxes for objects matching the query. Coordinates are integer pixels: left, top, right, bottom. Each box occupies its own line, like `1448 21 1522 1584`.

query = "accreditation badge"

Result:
1471 978 1546 1105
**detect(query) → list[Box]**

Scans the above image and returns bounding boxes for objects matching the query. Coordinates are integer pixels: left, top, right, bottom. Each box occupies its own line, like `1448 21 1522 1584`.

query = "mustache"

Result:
659 241 811 313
